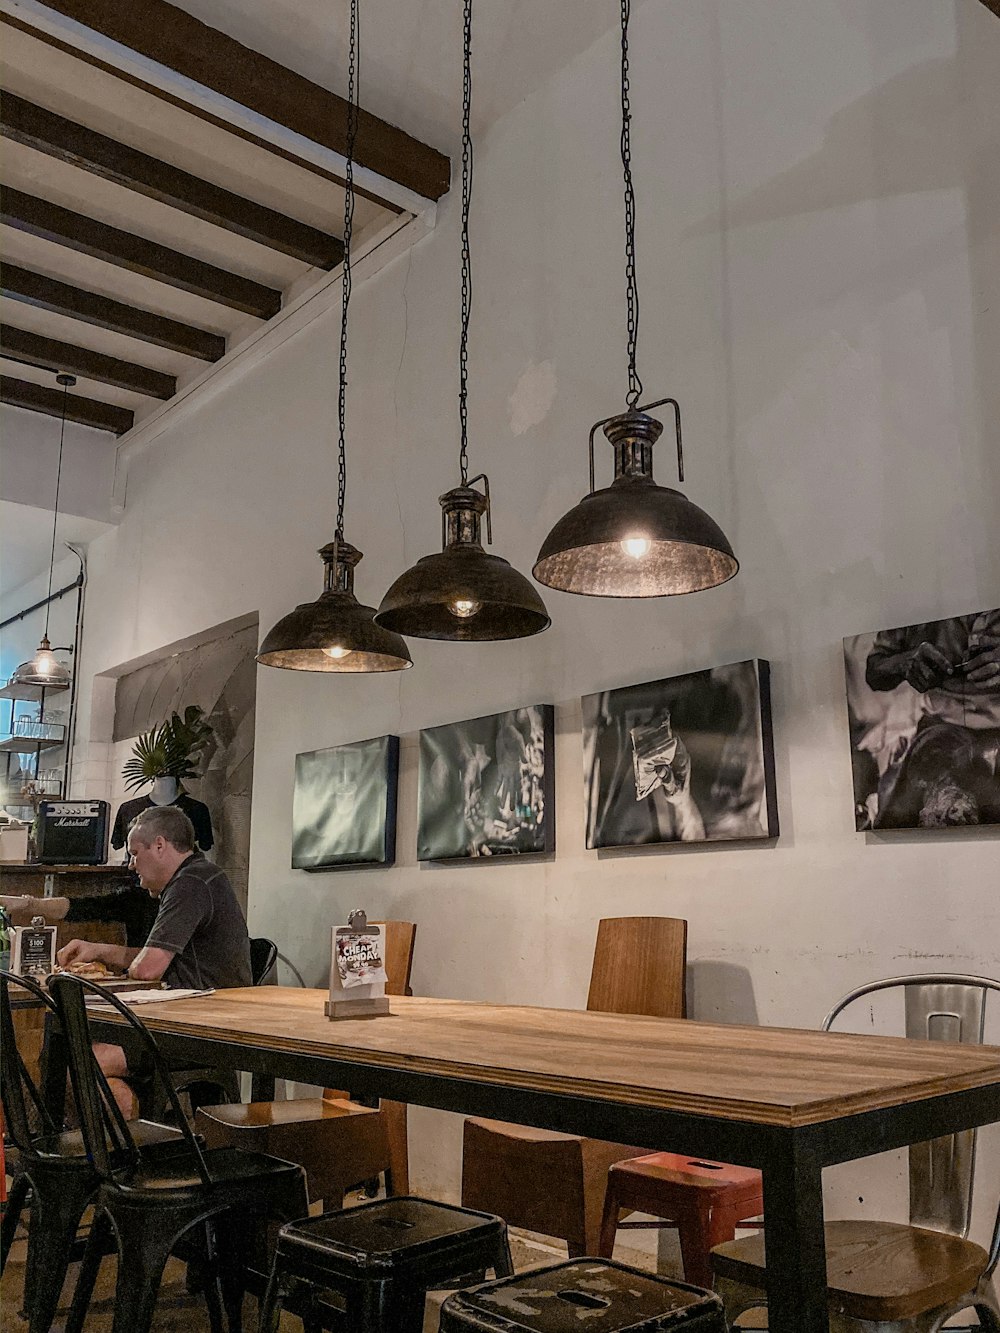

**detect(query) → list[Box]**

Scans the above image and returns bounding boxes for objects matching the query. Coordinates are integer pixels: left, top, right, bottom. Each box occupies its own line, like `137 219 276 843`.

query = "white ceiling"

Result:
171 0 643 149
0 500 113 602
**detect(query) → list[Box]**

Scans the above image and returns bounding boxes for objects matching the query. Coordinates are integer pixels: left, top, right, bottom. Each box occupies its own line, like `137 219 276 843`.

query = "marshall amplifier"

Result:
36 800 110 865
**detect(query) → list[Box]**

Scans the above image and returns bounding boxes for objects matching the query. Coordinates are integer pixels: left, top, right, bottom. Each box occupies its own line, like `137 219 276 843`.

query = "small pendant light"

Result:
13 373 75 690
533 0 738 598
374 0 549 643
257 0 411 674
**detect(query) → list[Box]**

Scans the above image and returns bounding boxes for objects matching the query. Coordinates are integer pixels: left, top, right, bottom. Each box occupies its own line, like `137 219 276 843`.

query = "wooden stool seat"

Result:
196 1094 397 1211
440 1258 727 1331
712 1219 989 1323
599 1153 763 1289
463 1116 641 1256
198 1095 381 1131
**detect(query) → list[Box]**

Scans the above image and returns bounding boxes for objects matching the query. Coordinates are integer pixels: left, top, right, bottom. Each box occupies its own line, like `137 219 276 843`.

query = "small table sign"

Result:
325 909 389 1021
10 915 57 979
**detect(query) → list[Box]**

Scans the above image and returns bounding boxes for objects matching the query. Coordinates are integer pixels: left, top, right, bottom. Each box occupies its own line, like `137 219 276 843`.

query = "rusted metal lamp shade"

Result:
533 401 738 597
375 482 550 642
257 539 412 672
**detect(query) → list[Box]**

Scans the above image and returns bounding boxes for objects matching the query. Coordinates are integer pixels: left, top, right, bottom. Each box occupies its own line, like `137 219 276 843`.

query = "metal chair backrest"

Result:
823 973 1000 1240
47 973 212 1186
0 970 61 1153
249 936 278 986
587 917 687 1019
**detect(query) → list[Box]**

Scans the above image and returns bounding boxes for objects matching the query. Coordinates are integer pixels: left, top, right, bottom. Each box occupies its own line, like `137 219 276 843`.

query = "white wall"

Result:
71 0 999 1246
1 405 119 524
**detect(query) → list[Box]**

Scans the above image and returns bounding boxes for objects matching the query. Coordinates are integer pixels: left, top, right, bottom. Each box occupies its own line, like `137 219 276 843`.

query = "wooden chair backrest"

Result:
323 920 416 1101
381 920 416 997
586 916 687 1019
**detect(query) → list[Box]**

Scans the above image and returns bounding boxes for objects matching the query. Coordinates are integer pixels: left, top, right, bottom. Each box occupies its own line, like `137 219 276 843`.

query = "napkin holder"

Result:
325 909 389 1020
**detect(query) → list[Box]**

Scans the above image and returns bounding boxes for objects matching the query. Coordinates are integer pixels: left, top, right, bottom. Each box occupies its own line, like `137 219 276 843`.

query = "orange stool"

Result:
598 1152 763 1289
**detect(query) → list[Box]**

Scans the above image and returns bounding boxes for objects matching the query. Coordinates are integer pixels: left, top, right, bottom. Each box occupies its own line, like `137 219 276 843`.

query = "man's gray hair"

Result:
129 804 196 853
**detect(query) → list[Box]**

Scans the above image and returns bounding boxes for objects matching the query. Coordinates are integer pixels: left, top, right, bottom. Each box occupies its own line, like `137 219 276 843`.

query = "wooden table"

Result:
83 989 1000 1333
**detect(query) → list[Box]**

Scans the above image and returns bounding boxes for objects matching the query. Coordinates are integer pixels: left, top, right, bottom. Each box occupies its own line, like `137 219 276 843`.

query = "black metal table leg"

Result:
762 1135 829 1333
250 1072 276 1100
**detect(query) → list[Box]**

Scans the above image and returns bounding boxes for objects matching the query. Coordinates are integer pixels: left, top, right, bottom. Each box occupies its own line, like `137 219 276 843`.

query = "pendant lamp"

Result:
533 0 738 598
374 0 549 643
257 0 411 674
13 373 75 690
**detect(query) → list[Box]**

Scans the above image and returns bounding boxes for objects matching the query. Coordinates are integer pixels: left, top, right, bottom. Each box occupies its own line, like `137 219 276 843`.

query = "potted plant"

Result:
122 705 214 802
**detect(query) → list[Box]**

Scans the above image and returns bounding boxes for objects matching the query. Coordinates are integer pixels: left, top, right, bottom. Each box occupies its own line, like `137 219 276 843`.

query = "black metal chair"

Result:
0 970 189 1333
48 971 308 1333
249 937 278 986
259 1196 514 1333
439 1258 726 1331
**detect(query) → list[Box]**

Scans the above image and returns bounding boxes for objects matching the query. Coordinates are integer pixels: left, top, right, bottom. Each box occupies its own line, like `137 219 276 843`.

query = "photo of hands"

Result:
844 609 1000 831
583 661 778 849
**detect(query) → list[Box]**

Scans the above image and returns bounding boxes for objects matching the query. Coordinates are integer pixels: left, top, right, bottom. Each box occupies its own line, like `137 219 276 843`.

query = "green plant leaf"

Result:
122 706 215 789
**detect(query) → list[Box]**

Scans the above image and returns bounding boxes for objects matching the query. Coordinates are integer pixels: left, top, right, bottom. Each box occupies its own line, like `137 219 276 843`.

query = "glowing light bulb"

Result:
621 537 651 560
33 651 58 675
323 645 352 661
449 598 481 620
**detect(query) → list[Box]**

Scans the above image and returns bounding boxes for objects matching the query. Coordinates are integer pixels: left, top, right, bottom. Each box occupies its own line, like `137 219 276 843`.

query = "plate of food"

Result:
53 960 120 980
49 963 162 995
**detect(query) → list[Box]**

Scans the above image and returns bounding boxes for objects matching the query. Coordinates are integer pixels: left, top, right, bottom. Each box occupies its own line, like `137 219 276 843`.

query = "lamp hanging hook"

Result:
635 396 683 482
465 472 492 545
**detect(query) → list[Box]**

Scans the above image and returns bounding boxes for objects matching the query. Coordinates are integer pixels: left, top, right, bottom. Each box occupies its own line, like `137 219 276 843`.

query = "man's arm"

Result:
866 639 954 693
56 938 139 971
55 936 174 980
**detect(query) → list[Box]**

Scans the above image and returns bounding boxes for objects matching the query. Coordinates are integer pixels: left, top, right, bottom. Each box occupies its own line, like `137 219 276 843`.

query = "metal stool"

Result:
259 1195 513 1333
440 1258 726 1331
599 1152 763 1287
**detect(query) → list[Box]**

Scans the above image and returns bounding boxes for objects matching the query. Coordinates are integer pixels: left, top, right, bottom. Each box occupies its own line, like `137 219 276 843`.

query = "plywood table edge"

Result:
92 990 1000 1131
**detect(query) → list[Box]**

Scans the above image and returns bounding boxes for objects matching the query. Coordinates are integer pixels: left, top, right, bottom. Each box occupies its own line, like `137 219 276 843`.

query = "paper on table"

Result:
86 987 215 1006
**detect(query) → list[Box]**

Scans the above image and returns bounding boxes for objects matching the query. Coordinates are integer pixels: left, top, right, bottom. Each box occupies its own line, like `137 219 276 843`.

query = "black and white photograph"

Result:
843 609 1000 831
291 735 399 870
583 660 778 849
418 706 554 860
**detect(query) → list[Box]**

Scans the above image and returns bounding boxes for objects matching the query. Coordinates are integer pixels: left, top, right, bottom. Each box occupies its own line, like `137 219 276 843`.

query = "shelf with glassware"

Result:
1 676 68 811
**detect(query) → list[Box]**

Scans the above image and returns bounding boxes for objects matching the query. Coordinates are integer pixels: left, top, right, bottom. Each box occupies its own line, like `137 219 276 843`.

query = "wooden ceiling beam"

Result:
1 187 282 319
2 264 225 361
1 94 344 270
1 372 134 434
0 325 175 399
32 0 450 201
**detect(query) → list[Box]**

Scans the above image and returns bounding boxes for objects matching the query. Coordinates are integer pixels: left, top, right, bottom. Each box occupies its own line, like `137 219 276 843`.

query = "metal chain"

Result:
336 0 359 538
458 0 473 485
620 0 643 409
43 377 72 638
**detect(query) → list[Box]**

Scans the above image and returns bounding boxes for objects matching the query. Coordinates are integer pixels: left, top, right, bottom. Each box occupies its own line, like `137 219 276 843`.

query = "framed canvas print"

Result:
843 608 1000 831
583 659 778 849
292 735 399 870
418 705 554 860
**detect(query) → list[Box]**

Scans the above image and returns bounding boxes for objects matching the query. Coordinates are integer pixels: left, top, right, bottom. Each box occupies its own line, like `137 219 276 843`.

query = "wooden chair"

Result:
461 917 687 1257
195 921 416 1209
711 974 1000 1331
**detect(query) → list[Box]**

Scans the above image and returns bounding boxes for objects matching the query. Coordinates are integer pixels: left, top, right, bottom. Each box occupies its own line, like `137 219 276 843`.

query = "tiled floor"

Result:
0 1213 768 1330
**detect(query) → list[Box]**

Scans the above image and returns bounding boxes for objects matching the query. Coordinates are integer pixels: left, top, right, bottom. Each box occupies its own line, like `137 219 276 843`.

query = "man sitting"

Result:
57 805 251 1117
